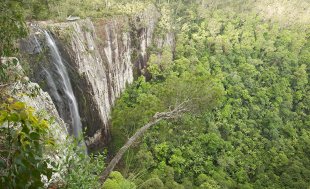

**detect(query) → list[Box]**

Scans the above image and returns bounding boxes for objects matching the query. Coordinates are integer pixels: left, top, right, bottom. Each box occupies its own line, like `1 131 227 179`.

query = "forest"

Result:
0 0 309 188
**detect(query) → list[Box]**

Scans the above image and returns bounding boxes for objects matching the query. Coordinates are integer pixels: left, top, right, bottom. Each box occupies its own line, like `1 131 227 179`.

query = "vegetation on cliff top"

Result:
0 0 309 188
110 1 310 188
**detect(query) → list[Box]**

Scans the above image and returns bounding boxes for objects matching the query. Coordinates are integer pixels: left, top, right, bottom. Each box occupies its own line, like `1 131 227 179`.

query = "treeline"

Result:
1 0 309 188
111 2 310 189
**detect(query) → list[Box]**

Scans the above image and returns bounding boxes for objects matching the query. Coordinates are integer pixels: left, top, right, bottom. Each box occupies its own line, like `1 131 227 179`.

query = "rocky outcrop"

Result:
13 81 68 143
1 57 70 186
20 4 175 151
0 57 67 143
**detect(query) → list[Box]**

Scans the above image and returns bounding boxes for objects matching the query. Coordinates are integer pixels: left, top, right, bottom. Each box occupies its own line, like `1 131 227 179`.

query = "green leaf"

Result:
10 102 25 111
29 132 40 140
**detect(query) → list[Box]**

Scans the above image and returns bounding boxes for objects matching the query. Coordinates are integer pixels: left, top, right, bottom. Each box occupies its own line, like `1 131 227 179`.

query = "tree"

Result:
0 0 27 60
103 171 136 189
0 99 54 188
100 102 188 183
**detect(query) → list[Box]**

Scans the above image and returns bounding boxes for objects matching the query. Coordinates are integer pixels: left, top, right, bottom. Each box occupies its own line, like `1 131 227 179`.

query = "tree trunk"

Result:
99 103 187 184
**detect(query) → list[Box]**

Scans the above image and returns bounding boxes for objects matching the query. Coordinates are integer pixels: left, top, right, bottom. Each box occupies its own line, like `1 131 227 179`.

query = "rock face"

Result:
12 81 68 144
1 57 69 186
0 57 67 143
20 5 175 151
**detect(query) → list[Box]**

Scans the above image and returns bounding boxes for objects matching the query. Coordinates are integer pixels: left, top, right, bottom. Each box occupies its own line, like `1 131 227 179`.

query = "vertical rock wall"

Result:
20 5 175 151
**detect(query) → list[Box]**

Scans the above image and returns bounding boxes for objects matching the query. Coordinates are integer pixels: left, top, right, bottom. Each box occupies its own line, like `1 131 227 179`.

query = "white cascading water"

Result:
33 35 42 53
43 68 63 109
44 31 83 139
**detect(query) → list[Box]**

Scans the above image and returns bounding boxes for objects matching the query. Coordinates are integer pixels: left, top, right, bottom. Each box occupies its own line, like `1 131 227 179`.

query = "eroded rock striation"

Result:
20 5 175 151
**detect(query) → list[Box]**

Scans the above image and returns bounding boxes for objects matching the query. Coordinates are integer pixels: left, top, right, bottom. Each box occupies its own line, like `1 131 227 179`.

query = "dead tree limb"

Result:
99 102 188 183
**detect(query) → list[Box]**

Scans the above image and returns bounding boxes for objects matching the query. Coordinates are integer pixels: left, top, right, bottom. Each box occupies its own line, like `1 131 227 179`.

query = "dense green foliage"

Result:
31 0 155 20
0 99 54 188
111 2 310 189
1 0 309 188
103 171 136 189
0 0 27 58
0 96 106 188
62 151 106 189
0 0 54 58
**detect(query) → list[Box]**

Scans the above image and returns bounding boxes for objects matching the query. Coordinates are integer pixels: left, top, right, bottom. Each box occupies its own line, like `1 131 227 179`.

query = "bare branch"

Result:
99 103 188 184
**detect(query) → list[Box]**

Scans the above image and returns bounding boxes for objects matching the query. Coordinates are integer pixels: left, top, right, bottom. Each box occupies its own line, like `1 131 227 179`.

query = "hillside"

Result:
0 0 309 188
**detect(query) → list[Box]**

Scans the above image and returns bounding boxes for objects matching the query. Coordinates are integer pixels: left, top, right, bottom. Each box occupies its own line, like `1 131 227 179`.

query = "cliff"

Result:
20 4 175 151
0 57 67 143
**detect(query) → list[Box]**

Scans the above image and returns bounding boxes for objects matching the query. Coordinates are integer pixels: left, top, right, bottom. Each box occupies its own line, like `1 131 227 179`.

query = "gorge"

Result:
19 4 175 152
1 0 309 188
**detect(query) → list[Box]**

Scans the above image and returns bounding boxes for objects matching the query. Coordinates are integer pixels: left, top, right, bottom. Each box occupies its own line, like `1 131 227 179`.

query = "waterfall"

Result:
43 68 63 112
33 35 42 53
44 31 84 140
